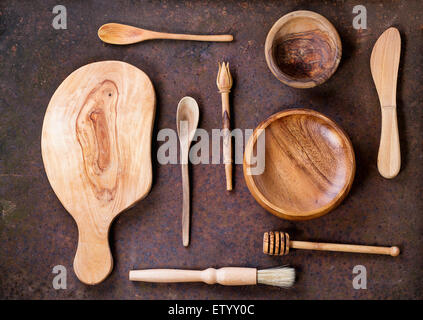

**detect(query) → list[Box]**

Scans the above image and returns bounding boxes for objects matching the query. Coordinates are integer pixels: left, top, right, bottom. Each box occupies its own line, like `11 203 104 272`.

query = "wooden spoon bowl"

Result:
265 11 342 88
244 109 355 220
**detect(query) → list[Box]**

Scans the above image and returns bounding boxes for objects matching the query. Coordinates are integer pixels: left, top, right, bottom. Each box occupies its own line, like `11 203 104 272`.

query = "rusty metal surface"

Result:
0 0 422 300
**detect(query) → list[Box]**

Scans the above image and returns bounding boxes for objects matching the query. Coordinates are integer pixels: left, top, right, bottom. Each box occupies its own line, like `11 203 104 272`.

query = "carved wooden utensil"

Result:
98 23 233 45
176 97 199 247
370 27 401 179
41 61 155 285
244 109 355 220
264 231 400 256
216 62 233 191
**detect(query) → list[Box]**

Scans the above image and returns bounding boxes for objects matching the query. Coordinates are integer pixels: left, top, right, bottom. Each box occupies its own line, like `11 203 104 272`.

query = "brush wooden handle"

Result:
264 231 400 256
129 268 257 285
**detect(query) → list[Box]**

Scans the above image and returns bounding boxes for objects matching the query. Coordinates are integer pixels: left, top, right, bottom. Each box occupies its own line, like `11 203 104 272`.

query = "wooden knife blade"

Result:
370 27 401 179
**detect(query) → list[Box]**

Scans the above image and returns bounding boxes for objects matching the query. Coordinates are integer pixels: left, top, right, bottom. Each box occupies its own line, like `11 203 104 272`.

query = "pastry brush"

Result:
129 266 295 288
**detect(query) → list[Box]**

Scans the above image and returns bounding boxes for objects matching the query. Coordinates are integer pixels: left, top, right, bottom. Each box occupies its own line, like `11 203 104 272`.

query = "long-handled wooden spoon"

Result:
98 23 233 45
370 27 401 179
264 232 400 257
176 97 199 247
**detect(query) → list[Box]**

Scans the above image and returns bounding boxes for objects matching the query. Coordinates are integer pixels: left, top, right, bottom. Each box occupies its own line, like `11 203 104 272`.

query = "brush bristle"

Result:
257 267 295 288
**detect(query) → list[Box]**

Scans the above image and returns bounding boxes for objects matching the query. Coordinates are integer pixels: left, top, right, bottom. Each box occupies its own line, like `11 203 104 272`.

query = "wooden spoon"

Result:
370 27 401 179
176 97 199 247
98 23 233 45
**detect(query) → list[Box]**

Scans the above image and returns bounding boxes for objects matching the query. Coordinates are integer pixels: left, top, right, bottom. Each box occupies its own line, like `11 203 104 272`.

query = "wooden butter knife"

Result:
370 27 401 179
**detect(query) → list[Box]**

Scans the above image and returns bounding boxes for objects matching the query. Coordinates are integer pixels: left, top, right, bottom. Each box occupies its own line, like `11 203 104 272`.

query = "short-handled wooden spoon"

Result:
98 23 233 45
370 27 401 179
176 97 199 247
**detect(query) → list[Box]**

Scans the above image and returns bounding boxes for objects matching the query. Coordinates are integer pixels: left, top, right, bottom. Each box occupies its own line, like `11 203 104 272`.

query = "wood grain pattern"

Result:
370 27 401 179
265 10 341 88
263 232 400 256
41 61 155 284
98 23 233 45
244 109 355 220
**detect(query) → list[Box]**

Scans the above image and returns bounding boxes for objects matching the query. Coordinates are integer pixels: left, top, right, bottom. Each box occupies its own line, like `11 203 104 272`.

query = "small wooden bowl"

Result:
243 109 355 220
265 10 342 88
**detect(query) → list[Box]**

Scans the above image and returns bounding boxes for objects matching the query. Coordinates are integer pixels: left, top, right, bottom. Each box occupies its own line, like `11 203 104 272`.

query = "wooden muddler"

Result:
217 62 233 191
264 231 400 257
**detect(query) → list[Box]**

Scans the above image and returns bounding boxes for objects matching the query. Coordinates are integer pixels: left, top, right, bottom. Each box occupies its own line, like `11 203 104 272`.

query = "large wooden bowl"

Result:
265 10 342 88
243 109 355 220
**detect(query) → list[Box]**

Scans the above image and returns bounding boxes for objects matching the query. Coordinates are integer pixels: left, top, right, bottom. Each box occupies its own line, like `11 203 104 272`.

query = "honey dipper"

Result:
264 232 400 257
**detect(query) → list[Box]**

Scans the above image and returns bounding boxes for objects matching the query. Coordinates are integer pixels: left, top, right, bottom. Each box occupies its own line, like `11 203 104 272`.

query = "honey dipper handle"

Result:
290 240 400 256
129 268 257 285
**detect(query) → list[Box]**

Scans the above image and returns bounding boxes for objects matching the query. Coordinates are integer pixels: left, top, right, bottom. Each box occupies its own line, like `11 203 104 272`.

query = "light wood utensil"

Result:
98 23 233 45
243 109 355 221
130 266 295 288
264 231 400 257
216 62 233 191
176 97 199 247
41 61 155 284
370 27 401 179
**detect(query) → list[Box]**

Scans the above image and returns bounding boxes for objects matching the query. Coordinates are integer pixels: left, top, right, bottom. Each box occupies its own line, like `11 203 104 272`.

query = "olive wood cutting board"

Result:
41 61 155 285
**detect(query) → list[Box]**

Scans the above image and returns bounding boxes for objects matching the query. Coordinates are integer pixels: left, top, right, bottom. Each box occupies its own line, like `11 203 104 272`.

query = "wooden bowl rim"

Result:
264 10 342 89
243 108 356 220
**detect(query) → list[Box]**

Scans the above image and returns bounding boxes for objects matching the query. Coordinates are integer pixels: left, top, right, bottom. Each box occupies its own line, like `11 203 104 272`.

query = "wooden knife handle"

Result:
129 267 257 285
378 106 401 179
73 222 113 285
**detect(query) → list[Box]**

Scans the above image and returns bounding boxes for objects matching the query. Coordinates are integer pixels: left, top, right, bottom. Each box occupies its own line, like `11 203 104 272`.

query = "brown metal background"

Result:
0 0 422 300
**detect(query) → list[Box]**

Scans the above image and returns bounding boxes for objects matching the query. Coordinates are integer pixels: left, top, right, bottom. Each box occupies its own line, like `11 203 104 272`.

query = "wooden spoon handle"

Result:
150 32 233 42
73 222 113 285
181 163 190 247
129 268 257 285
378 107 401 179
291 240 400 256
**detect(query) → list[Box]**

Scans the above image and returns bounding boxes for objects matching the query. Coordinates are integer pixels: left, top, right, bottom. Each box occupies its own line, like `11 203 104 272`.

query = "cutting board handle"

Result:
73 223 113 285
